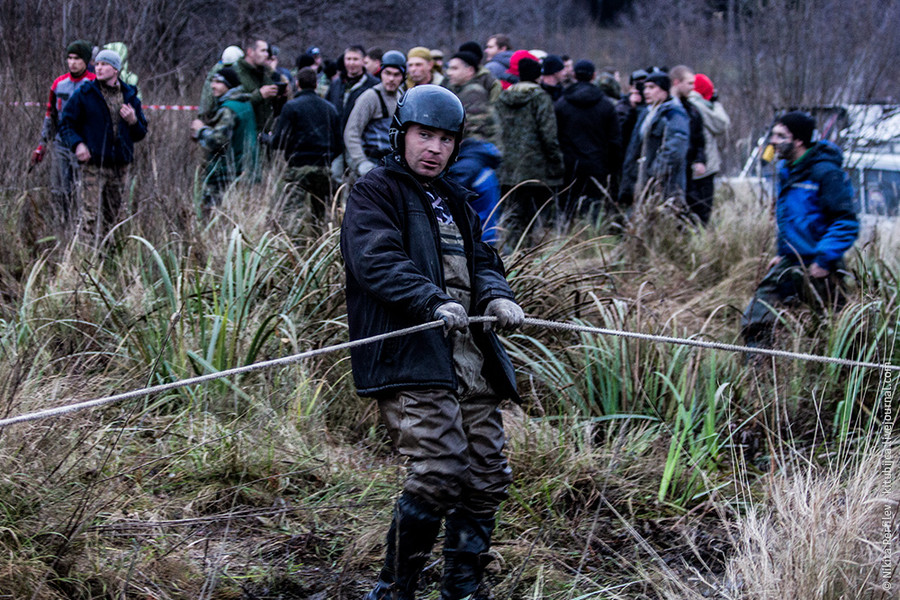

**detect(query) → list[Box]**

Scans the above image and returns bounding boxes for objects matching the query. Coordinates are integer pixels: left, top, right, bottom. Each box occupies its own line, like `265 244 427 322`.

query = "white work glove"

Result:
433 301 469 336
484 298 525 332
358 160 376 176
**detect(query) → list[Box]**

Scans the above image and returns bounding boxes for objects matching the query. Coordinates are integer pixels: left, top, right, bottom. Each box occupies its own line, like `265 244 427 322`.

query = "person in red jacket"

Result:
32 40 96 226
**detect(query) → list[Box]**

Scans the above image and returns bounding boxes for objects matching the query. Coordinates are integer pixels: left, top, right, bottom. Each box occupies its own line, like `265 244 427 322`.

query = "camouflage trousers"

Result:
77 163 128 248
377 389 512 515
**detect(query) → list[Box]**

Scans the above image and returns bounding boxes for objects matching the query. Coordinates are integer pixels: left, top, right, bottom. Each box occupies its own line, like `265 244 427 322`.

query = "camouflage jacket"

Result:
495 82 564 186
444 79 499 146
196 89 258 188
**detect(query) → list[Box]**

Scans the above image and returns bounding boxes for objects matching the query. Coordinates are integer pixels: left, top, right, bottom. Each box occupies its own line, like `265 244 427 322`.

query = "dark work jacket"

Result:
272 90 341 167
340 155 519 400
555 81 623 182
58 79 147 168
541 82 564 102
326 72 378 131
615 96 643 153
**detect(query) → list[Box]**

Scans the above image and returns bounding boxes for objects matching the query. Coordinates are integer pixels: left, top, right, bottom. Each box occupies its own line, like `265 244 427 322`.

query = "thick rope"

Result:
0 315 894 428
0 319 446 428
522 317 899 372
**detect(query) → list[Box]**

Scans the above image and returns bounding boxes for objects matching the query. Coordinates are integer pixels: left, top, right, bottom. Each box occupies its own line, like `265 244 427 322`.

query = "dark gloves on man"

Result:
484 298 525 331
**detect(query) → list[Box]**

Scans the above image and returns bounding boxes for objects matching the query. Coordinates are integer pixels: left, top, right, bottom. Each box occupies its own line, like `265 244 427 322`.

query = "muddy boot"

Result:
440 509 495 600
366 492 443 600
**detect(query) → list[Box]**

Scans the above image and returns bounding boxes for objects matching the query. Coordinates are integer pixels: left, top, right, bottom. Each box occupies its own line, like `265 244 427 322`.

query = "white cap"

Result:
221 45 244 65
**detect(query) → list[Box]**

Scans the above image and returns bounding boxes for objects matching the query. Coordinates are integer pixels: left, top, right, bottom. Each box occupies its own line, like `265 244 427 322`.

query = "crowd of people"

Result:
30 33 861 600
33 34 738 246
185 35 735 242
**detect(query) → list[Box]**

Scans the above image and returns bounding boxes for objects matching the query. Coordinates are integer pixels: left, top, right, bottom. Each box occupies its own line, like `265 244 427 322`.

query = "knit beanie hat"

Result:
518 58 541 82
777 111 816 146
542 54 564 76
645 71 670 93
451 51 480 70
214 67 241 89
574 59 595 82
296 53 315 70
407 46 432 61
66 40 93 64
694 73 715 101
458 41 483 64
508 50 538 77
94 49 122 71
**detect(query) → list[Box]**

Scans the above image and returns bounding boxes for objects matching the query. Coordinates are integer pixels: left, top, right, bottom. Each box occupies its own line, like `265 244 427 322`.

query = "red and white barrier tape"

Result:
7 101 199 111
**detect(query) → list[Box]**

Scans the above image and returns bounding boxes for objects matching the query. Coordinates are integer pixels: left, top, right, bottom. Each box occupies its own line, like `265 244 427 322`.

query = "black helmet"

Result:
390 84 466 167
629 68 649 85
381 50 407 76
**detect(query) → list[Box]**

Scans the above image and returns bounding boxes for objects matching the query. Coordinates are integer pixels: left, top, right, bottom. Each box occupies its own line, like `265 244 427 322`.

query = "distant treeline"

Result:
2 0 898 173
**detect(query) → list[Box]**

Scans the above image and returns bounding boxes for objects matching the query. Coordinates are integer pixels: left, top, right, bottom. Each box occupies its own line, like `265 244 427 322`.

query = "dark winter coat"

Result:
555 81 623 183
58 78 147 168
774 141 859 269
620 98 690 200
540 82 564 102
272 90 341 167
615 96 643 154
325 72 378 131
340 156 519 399
495 82 564 186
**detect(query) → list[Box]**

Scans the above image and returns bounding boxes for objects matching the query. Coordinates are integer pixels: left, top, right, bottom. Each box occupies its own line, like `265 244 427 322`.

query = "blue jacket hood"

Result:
457 138 502 170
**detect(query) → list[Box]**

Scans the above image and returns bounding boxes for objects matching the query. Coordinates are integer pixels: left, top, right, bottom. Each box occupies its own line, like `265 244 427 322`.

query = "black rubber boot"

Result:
365 492 443 600
440 509 496 600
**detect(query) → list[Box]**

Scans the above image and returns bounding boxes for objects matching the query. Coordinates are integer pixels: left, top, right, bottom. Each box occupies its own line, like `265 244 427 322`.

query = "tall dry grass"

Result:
0 85 897 597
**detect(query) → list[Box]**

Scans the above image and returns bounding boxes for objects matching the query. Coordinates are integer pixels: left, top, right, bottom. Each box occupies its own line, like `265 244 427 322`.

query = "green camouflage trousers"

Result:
77 163 128 248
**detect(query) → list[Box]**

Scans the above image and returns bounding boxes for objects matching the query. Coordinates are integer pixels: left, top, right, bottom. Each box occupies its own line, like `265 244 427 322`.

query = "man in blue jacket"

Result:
59 48 147 247
341 85 524 600
741 111 859 347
